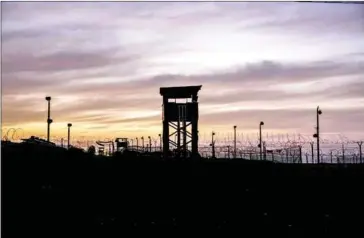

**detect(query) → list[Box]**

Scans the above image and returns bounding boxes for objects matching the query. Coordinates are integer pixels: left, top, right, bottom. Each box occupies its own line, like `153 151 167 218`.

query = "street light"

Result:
136 137 139 151
148 136 151 152
233 125 237 159
259 121 264 160
313 106 322 164
159 134 162 151
67 123 72 149
45 96 53 142
211 131 216 158
141 136 144 152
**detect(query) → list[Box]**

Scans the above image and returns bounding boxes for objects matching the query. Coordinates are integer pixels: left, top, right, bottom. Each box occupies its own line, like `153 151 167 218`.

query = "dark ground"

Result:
2 142 364 237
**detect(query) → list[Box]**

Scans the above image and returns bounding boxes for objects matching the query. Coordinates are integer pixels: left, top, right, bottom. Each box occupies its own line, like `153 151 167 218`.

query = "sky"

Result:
2 2 364 141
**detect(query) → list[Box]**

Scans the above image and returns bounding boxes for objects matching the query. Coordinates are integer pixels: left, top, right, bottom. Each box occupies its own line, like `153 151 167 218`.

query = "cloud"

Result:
2 2 364 138
3 58 363 99
2 57 364 127
2 48 140 74
200 108 364 133
233 2 364 36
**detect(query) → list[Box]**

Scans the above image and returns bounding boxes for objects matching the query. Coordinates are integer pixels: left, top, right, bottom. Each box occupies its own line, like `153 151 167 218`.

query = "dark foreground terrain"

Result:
3 142 364 237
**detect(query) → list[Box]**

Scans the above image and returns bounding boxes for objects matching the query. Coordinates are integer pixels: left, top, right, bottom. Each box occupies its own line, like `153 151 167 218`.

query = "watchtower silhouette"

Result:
160 85 202 159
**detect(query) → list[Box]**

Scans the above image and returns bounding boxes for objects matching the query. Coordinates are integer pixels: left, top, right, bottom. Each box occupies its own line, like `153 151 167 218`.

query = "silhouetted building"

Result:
160 85 202 159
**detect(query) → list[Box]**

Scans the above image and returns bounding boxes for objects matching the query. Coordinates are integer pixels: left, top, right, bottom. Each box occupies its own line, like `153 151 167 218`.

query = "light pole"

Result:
141 136 144 152
67 123 72 149
136 137 139 151
233 125 237 159
313 106 322 164
259 121 264 160
45 96 53 142
131 138 134 149
211 131 216 158
148 136 151 152
158 133 161 151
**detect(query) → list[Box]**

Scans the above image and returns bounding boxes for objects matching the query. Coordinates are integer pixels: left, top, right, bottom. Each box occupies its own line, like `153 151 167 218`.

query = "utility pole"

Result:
67 123 72 149
233 125 237 159
45 96 53 142
148 136 152 152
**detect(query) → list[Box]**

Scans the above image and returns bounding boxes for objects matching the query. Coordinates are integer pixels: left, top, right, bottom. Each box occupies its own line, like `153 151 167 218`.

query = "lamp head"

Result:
148 136 151 139
141 136 144 139
158 134 161 137
45 96 51 101
318 109 322 115
67 123 72 127
234 125 237 129
260 121 264 126
47 118 53 124
212 132 215 136
313 133 318 138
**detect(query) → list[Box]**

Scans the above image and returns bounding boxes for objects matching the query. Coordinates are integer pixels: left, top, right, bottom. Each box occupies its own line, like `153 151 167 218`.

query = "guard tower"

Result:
115 138 129 151
160 85 202 159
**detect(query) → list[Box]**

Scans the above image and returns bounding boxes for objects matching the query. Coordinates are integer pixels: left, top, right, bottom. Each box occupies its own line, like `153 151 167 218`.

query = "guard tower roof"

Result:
160 85 202 99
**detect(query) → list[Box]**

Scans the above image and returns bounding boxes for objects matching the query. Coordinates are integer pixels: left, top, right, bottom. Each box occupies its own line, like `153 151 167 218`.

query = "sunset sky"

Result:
2 2 364 141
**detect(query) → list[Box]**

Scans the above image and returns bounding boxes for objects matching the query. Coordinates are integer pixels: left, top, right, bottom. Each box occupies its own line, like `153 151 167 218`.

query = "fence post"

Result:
310 142 314 163
358 142 363 164
264 146 267 161
337 153 340 164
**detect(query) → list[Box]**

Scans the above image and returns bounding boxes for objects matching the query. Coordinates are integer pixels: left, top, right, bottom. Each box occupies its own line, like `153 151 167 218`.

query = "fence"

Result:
2 128 363 164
